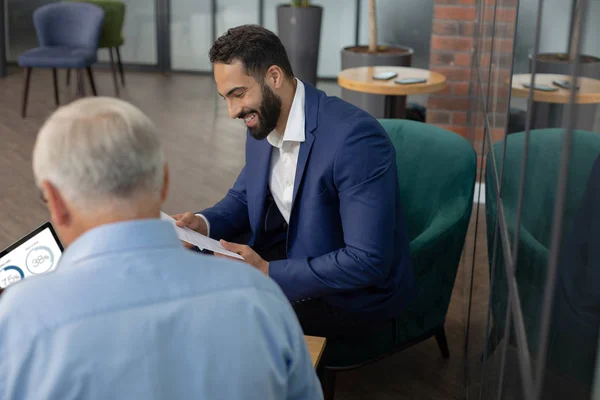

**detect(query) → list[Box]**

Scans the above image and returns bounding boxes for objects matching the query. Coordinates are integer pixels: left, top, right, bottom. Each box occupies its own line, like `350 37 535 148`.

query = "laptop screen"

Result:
0 223 63 290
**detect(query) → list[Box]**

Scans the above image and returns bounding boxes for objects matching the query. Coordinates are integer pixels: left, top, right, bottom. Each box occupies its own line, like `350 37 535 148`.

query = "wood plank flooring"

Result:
0 67 491 399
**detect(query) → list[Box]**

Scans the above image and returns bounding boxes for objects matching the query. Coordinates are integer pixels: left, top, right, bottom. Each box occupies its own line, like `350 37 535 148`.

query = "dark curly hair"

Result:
209 25 295 82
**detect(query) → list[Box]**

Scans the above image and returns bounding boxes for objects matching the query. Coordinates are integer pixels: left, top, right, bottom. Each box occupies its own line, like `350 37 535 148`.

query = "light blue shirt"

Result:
0 219 322 400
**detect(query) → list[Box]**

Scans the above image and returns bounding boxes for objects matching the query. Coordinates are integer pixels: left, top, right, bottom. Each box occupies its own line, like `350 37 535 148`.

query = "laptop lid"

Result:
0 222 64 290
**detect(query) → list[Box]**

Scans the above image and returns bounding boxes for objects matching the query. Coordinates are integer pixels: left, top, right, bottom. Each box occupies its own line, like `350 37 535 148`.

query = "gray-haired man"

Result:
0 97 322 400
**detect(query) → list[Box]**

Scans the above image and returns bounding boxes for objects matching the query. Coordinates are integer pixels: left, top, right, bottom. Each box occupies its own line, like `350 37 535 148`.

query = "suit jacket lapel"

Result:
248 139 272 238
292 133 315 206
291 82 320 209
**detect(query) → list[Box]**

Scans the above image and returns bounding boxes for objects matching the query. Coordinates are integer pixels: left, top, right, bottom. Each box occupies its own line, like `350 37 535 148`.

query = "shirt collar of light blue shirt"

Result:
56 219 181 269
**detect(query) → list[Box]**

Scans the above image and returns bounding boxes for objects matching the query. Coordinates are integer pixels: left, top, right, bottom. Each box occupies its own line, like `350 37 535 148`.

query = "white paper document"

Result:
160 212 244 260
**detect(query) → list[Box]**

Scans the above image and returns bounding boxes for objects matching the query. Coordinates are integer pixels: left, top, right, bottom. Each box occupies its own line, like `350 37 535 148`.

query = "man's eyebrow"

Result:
219 86 246 98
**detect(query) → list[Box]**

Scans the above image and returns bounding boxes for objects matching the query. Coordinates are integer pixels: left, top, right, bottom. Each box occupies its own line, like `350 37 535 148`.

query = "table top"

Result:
304 335 326 368
337 66 447 96
511 73 600 104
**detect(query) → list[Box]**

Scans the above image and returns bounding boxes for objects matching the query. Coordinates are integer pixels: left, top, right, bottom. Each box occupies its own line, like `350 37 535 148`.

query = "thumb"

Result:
220 240 241 252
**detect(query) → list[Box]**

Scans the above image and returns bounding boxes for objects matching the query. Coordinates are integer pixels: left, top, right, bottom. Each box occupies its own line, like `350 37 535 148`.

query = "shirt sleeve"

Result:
195 213 211 237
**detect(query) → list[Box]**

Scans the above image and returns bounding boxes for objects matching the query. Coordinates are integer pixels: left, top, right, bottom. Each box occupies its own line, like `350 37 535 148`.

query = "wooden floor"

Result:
0 68 491 399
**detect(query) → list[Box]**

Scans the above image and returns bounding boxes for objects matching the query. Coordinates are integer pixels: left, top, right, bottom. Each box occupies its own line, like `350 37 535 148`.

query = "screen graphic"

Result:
0 228 62 289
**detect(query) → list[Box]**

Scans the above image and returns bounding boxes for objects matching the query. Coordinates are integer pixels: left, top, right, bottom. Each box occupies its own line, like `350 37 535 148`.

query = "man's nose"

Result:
228 101 241 119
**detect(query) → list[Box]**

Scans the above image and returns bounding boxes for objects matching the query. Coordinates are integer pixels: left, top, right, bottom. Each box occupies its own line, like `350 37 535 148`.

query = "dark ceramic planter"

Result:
341 45 414 118
528 52 600 131
277 4 323 87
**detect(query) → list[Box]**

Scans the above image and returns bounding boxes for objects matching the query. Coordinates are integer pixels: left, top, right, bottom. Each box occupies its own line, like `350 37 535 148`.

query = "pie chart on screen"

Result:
0 266 24 289
26 246 55 275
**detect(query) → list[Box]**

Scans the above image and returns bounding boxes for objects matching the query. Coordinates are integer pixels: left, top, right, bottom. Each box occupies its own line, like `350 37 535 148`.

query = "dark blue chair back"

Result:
33 2 105 48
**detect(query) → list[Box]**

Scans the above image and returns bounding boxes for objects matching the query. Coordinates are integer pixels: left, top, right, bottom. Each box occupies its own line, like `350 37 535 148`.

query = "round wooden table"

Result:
511 73 600 130
338 66 447 118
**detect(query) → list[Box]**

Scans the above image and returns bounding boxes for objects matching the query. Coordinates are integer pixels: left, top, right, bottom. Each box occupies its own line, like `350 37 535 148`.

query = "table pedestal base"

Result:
384 95 407 119
531 102 598 131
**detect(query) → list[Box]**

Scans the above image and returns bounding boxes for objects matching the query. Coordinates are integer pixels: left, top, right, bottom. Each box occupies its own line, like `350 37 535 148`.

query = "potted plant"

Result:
277 1 323 87
341 0 414 118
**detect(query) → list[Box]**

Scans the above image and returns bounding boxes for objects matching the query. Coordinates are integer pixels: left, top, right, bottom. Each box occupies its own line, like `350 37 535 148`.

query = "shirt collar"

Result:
56 219 182 269
267 78 306 149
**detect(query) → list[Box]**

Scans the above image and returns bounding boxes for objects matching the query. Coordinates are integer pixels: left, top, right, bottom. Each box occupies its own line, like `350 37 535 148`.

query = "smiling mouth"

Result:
242 113 258 127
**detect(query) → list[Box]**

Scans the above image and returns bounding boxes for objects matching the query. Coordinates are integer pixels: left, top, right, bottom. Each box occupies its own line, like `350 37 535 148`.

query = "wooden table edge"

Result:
337 77 447 96
509 74 600 104
305 335 327 368
510 87 600 104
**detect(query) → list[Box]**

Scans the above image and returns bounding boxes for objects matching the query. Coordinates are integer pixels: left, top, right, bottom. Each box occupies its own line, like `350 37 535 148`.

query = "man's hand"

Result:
217 240 269 275
172 212 208 249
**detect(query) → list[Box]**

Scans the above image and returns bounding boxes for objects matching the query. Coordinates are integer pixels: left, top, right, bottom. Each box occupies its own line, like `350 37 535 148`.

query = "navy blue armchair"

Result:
18 2 104 117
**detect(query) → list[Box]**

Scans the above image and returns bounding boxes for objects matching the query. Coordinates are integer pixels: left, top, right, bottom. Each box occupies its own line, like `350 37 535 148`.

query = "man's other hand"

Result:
217 240 269 276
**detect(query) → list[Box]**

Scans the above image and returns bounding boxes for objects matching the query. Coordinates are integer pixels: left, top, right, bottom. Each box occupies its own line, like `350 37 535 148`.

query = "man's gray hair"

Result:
33 97 165 209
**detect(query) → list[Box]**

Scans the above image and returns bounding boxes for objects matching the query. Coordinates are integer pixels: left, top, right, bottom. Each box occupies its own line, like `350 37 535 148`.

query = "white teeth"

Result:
244 114 255 123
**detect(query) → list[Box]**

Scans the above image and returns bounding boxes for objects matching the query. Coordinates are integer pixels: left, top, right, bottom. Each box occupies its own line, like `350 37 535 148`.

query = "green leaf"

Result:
291 0 310 6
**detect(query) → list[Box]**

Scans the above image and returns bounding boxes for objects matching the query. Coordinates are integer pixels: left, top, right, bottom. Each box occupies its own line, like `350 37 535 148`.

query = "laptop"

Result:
0 222 64 291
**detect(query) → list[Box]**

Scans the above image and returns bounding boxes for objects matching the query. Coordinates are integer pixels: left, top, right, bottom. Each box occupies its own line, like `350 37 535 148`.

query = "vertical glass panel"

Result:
6 0 59 61
533 142 600 400
215 0 259 37
514 0 600 92
264 0 356 79
170 0 212 71
477 0 495 110
506 0 600 398
464 80 493 399
490 323 529 399
98 0 157 65
358 0 434 69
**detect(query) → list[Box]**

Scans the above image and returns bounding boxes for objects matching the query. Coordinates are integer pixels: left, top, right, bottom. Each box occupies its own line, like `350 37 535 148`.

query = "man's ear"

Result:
160 163 169 204
41 181 70 227
266 65 285 89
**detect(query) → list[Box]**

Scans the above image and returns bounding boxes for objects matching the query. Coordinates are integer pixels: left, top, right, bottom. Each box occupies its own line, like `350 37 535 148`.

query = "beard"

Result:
238 83 282 140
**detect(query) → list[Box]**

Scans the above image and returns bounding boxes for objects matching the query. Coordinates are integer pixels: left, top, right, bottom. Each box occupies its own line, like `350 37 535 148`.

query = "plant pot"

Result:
529 53 600 78
341 45 414 118
277 4 323 87
528 52 600 131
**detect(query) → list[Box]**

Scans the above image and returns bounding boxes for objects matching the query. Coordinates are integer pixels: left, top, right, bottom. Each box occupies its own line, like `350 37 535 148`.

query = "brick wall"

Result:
427 0 518 171
426 0 477 138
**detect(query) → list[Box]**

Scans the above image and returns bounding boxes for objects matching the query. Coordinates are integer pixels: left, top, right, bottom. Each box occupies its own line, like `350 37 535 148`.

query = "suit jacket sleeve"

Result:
199 165 251 241
268 120 401 302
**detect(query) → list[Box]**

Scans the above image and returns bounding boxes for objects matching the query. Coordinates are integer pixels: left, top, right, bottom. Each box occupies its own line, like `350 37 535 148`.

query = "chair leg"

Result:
76 69 85 98
86 67 98 96
434 325 450 359
108 47 120 96
52 68 59 106
116 46 125 86
66 68 71 86
322 368 336 400
21 67 32 118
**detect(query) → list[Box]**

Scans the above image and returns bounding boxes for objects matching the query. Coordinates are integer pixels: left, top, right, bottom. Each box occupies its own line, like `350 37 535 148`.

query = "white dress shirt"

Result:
266 78 306 223
199 79 305 235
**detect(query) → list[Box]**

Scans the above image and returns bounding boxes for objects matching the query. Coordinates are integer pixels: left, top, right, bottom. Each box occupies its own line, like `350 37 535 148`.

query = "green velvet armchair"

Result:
320 119 477 399
484 129 600 367
66 0 126 95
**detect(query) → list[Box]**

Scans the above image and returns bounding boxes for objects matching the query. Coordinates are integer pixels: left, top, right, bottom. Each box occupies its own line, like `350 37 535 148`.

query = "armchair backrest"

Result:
486 129 600 249
378 119 477 341
378 119 477 245
66 0 126 48
33 2 104 48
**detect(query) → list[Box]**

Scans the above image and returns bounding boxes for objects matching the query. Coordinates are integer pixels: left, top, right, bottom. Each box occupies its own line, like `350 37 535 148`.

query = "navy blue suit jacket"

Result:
201 82 415 321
